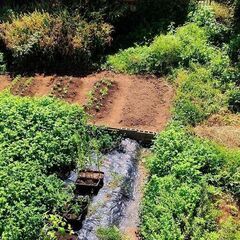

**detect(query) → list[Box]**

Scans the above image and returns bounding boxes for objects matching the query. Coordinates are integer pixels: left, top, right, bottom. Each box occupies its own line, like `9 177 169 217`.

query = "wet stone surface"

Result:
76 138 139 240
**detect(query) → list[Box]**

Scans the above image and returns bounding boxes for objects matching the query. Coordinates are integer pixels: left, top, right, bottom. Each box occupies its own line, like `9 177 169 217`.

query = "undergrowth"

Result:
140 124 240 240
0 92 115 239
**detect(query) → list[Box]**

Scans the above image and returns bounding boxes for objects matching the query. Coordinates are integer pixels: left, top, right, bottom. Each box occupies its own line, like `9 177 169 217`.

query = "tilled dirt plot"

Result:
0 71 174 132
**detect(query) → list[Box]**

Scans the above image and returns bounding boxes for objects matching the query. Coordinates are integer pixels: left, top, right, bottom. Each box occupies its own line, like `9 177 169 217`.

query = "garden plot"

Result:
0 71 174 132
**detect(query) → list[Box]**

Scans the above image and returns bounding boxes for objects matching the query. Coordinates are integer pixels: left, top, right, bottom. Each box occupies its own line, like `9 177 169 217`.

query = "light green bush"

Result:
173 66 227 125
0 92 88 172
106 23 230 75
0 161 71 240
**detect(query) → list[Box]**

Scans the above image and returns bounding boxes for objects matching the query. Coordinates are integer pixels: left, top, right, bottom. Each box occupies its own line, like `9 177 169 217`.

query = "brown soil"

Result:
28 75 56 97
0 71 174 132
56 233 78 240
217 194 240 225
87 72 174 132
0 75 11 91
195 125 240 149
85 79 118 120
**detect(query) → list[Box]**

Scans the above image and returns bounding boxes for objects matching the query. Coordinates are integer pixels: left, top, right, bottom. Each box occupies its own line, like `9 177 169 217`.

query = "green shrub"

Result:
107 23 231 75
148 124 224 180
141 175 217 240
188 4 230 43
0 10 113 71
141 124 240 240
204 217 240 240
96 226 123 240
0 161 71 240
0 92 89 172
107 45 151 74
172 66 227 125
215 146 240 198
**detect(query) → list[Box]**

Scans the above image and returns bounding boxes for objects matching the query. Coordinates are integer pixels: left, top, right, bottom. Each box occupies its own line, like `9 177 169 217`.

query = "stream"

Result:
66 138 147 240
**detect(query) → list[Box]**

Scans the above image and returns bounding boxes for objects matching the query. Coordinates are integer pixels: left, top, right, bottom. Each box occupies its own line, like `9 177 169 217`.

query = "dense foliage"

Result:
0 92 114 239
0 10 113 72
106 22 231 75
107 3 239 125
0 92 88 172
0 161 71 240
172 65 227 125
136 2 240 239
0 0 195 72
141 124 240 240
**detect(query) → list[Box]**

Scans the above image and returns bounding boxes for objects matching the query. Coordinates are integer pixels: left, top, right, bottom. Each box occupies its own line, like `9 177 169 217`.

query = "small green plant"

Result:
85 78 114 112
96 226 123 240
41 214 73 240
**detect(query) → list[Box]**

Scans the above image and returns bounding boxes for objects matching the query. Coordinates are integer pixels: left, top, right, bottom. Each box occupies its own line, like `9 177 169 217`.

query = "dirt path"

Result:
120 148 150 240
0 71 174 132
0 75 11 91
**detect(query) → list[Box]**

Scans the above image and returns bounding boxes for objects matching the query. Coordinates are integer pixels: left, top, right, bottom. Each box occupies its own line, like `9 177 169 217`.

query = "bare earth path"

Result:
0 71 174 132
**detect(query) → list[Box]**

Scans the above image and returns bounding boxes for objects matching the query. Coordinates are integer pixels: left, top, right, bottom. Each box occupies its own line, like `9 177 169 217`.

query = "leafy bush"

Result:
0 92 89 172
107 23 230 75
188 4 230 43
0 10 113 71
141 124 240 239
172 66 227 125
148 124 224 180
141 175 217 240
215 146 240 198
0 161 71 240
